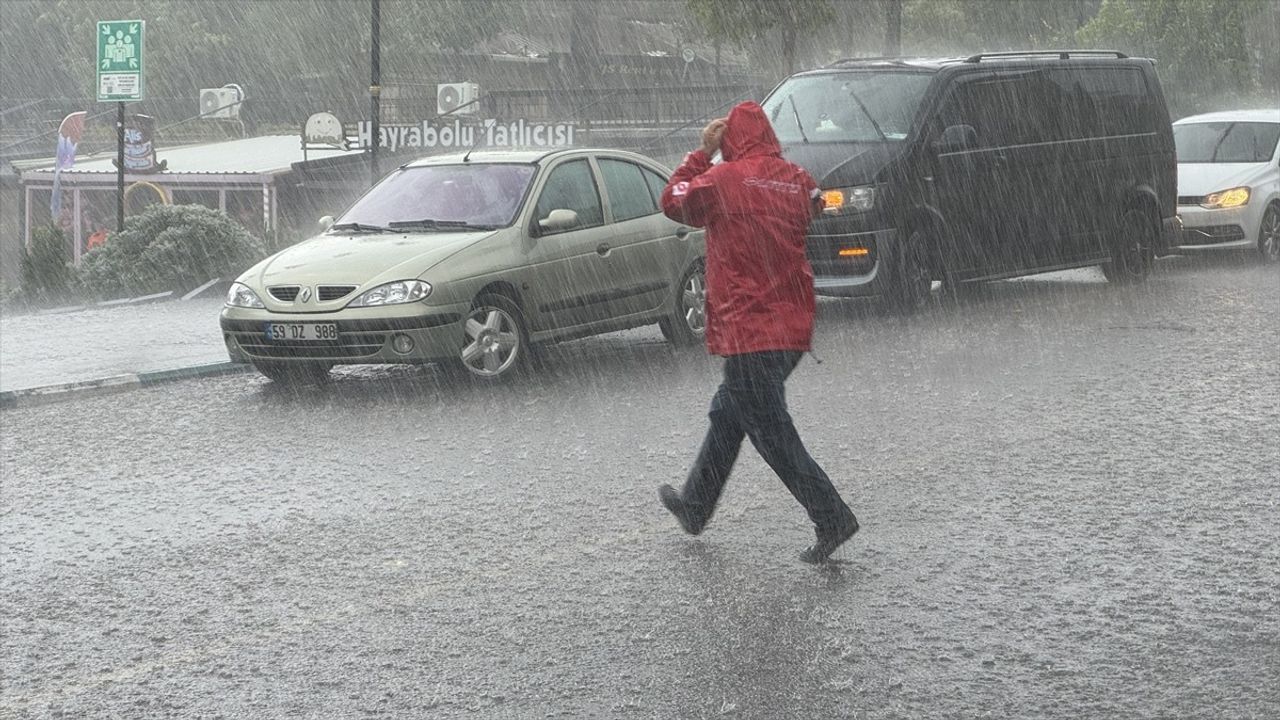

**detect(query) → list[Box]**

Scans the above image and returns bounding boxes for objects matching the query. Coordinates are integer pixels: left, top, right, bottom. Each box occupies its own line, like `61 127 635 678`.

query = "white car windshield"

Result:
762 71 934 144
336 163 537 230
1174 121 1280 163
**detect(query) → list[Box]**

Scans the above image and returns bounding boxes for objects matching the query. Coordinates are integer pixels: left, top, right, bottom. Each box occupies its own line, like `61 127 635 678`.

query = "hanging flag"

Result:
50 111 87 217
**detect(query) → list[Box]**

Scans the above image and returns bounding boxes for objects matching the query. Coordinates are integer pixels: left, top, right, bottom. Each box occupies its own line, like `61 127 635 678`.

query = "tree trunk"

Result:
884 0 903 56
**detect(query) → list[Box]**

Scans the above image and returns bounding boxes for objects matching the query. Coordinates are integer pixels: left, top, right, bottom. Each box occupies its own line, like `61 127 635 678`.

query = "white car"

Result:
1172 109 1280 262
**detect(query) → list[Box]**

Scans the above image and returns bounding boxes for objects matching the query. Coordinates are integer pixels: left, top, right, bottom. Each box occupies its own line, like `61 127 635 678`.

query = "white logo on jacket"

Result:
743 176 801 194
672 181 690 196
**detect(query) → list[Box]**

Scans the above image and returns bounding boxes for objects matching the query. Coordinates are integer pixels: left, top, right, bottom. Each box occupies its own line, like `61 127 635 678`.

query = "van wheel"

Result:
659 259 706 346
1102 209 1154 283
1258 204 1280 264
881 230 933 312
459 293 530 379
253 361 332 385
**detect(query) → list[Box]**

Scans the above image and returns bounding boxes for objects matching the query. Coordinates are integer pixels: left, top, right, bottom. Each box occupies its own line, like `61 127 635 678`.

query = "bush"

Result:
20 223 76 303
78 204 266 298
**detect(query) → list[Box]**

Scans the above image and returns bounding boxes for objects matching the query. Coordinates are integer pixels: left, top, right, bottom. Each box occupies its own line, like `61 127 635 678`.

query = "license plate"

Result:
264 322 338 341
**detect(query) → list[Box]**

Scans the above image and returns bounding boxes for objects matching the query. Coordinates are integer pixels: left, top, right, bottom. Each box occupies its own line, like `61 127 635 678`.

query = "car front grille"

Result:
268 286 300 301
317 285 357 302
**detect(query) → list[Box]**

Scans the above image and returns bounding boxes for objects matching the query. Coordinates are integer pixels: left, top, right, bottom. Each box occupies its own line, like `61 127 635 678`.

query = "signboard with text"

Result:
96 20 144 102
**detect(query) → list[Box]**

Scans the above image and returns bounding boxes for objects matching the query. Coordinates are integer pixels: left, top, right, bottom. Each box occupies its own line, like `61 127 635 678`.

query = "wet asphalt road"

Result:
2 255 1277 719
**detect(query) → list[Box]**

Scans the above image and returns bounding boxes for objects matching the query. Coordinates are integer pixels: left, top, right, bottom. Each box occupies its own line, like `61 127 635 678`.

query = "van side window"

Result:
937 74 1048 148
1049 67 1153 138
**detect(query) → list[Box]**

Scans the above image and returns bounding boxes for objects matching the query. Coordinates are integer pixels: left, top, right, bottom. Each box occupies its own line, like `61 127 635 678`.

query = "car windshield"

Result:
762 71 934 144
336 163 537 229
1174 121 1280 163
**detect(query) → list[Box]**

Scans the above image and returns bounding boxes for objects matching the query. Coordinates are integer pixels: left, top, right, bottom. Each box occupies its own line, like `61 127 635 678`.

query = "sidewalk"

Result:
0 297 232 393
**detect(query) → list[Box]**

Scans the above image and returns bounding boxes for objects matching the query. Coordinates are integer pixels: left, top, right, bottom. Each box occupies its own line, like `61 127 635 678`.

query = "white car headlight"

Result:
226 282 265 308
821 185 875 215
347 280 432 307
1200 186 1250 209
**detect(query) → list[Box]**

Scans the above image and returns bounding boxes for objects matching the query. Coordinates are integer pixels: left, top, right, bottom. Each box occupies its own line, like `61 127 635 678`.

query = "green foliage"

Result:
77 204 265 298
20 224 76 303
688 0 836 74
1077 0 1267 115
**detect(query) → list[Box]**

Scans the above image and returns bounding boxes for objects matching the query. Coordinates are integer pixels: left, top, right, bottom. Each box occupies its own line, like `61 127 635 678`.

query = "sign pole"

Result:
117 102 125 231
369 0 381 187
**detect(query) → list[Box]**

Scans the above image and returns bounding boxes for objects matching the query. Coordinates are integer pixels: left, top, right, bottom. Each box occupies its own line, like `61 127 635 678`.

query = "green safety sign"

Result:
97 20 144 101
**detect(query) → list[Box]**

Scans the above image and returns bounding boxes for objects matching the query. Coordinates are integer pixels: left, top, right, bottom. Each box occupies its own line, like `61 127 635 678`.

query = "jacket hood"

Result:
721 102 783 162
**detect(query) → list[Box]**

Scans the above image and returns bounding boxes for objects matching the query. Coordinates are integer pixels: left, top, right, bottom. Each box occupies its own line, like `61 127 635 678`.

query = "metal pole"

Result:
369 0 381 186
117 101 125 231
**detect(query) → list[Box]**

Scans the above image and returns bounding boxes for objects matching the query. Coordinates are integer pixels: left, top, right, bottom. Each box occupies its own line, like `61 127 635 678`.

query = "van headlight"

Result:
821 185 875 215
226 282 265 308
347 280 432 307
1201 186 1250 209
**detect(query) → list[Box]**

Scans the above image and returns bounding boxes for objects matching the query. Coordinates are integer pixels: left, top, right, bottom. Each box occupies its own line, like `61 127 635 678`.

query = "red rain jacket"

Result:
660 101 820 356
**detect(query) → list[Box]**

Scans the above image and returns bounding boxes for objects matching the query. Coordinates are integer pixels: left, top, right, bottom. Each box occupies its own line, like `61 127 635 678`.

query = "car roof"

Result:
1173 109 1280 125
402 147 665 169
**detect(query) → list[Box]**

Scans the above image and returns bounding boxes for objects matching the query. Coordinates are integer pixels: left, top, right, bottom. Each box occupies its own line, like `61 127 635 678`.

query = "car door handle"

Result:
675 226 691 239
596 243 611 256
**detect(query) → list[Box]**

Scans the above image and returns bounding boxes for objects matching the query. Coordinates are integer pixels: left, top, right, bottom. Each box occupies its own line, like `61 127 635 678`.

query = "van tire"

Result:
1102 209 1154 283
880 229 933 312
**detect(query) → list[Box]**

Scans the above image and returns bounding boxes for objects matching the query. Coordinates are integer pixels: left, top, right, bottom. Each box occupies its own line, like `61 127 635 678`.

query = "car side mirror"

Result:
934 124 978 154
538 208 579 233
318 215 334 231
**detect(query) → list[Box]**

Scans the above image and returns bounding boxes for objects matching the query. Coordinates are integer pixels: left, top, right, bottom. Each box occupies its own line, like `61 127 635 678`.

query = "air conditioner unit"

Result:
437 82 480 116
199 87 240 120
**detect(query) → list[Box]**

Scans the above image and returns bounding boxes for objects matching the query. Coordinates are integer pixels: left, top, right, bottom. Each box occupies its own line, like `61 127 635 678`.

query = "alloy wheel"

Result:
1261 206 1280 263
460 306 521 377
682 271 707 334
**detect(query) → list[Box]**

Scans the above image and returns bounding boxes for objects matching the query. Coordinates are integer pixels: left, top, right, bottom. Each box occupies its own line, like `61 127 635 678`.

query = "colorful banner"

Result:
51 111 87 217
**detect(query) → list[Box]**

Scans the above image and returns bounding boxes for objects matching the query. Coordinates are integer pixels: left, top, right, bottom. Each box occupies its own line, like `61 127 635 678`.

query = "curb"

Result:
0 362 250 411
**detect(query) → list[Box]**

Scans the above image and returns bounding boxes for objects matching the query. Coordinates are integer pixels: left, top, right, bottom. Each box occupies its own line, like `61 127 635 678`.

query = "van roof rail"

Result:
826 57 912 67
963 50 1128 63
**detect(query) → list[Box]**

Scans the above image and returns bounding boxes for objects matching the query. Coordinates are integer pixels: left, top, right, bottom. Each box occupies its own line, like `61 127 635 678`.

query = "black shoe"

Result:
800 513 859 564
658 484 702 536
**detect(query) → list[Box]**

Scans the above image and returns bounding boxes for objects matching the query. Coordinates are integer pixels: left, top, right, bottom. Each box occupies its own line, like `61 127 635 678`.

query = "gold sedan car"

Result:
221 149 706 382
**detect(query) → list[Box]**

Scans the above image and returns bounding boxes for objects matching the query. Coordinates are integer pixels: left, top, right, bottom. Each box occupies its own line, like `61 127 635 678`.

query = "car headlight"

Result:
226 282 265 308
1201 186 1250 209
347 280 432 307
821 185 875 215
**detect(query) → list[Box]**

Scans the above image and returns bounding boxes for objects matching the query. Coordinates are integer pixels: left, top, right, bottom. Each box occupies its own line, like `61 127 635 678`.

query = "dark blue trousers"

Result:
681 351 852 532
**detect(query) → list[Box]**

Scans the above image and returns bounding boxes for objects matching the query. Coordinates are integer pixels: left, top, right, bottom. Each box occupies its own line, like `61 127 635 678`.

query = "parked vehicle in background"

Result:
1171 110 1280 263
760 50 1179 309
221 149 706 383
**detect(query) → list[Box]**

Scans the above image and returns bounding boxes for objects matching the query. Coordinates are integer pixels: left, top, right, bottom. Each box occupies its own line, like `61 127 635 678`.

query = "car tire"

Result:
458 293 530 380
659 259 707 346
252 361 332 385
1102 209 1155 284
880 229 933 313
1258 203 1280 264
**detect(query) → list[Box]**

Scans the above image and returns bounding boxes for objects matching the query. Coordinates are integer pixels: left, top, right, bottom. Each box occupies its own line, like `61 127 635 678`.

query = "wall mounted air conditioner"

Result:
437 82 480 116
199 87 241 120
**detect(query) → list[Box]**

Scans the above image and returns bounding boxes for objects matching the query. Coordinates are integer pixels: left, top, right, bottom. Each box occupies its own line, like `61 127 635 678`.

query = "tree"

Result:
687 0 837 76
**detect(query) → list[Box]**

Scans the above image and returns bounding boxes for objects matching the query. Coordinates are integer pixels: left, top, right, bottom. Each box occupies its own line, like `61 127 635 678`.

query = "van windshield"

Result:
762 71 934 144
1174 122 1280 163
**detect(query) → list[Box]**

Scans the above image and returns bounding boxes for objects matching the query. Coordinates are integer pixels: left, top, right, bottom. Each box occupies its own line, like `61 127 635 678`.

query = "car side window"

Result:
599 159 659 223
641 167 669 206
534 159 604 231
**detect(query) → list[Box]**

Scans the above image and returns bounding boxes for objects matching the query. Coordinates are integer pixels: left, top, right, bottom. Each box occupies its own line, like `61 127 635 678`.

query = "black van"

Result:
760 50 1179 308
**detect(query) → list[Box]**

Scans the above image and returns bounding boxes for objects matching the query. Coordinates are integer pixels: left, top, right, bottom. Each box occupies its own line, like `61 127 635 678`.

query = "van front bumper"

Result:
806 228 896 297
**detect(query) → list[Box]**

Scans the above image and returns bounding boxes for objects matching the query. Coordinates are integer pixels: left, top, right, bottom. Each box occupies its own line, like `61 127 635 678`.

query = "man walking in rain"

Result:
657 101 858 564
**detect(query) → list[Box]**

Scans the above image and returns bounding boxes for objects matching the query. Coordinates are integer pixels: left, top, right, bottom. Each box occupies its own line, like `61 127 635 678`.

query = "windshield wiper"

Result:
788 94 810 144
845 87 888 142
330 222 392 233
387 218 498 231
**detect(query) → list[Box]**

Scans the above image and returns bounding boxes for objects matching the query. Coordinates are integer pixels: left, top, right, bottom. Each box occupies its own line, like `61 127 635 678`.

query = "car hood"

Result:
780 142 903 188
242 229 497 289
1177 162 1268 196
